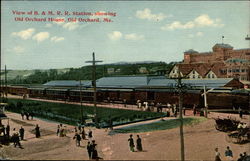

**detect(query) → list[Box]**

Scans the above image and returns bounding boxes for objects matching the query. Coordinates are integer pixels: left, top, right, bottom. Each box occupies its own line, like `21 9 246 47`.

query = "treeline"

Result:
8 62 176 84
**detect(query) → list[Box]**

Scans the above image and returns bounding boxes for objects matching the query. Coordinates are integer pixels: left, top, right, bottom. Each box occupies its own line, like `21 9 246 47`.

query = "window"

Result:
212 74 214 78
193 70 195 74
193 75 195 79
208 74 210 78
242 69 245 72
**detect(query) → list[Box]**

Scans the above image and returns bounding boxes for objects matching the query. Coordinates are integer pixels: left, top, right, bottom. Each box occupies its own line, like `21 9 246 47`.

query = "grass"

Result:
109 117 207 134
6 98 165 126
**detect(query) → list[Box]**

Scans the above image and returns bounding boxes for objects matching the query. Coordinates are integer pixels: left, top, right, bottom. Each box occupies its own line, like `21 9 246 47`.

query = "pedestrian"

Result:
123 99 127 107
193 104 197 116
91 140 98 159
239 107 243 119
81 127 86 140
30 112 34 120
21 112 24 120
6 124 10 137
128 134 135 152
88 129 93 140
225 146 233 160
237 153 244 161
56 125 60 136
12 129 22 148
87 141 92 159
215 147 222 161
24 112 29 120
136 135 143 151
35 124 40 138
78 123 81 132
19 126 25 140
73 132 81 146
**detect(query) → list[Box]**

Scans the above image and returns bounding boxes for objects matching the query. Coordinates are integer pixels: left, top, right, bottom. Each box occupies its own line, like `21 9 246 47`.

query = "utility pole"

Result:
5 65 7 99
79 79 83 123
177 69 185 161
86 52 103 126
203 86 208 118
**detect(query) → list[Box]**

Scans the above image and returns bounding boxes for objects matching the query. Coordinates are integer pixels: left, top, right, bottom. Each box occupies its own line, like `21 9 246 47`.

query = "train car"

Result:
97 88 135 104
28 87 46 98
69 89 94 102
45 88 69 101
8 86 28 96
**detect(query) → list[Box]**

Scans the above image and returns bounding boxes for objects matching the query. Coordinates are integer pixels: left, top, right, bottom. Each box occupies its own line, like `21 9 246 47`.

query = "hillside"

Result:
3 62 176 84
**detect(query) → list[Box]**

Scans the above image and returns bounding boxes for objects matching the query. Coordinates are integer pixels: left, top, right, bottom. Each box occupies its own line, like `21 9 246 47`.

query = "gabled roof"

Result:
176 63 212 77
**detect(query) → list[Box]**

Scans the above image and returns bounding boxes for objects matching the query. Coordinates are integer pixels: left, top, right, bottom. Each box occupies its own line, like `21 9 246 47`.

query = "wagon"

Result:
226 128 250 144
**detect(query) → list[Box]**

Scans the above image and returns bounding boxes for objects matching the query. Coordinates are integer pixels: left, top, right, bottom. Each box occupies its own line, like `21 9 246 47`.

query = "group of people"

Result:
20 111 34 120
56 124 67 137
87 140 100 160
128 134 143 152
215 146 249 161
0 119 41 148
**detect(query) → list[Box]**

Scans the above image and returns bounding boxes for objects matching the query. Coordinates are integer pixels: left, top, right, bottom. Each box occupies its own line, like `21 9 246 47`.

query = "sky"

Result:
1 1 250 70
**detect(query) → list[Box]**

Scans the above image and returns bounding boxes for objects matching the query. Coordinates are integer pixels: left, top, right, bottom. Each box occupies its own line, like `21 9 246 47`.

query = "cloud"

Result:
196 32 203 37
108 31 122 41
188 32 204 38
125 33 144 41
32 32 50 42
63 21 80 30
11 28 35 40
45 23 52 28
136 8 167 21
161 14 224 30
12 46 25 53
51 36 65 42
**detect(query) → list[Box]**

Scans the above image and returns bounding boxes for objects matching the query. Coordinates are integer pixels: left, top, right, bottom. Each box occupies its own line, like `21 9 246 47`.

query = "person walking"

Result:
19 126 25 140
73 132 81 147
35 124 41 138
91 140 98 159
215 147 222 161
136 135 143 151
6 124 10 137
128 134 135 152
12 129 22 148
225 146 233 160
21 112 24 120
238 107 243 119
87 141 92 159
56 125 60 136
88 129 93 140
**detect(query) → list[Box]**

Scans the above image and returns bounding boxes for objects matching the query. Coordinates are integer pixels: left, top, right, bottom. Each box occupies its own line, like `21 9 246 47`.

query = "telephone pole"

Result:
79 80 83 123
177 69 185 161
86 52 103 126
5 65 7 99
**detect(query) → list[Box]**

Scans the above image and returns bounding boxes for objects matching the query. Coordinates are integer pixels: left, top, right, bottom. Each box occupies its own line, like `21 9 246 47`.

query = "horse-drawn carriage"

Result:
214 117 239 132
214 117 250 144
226 127 250 144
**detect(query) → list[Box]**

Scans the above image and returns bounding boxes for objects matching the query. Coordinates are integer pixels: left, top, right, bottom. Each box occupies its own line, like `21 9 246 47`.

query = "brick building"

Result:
169 43 250 81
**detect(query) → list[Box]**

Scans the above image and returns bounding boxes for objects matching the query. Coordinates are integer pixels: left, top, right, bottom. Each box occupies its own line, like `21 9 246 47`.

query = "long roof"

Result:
43 80 91 87
42 76 236 89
